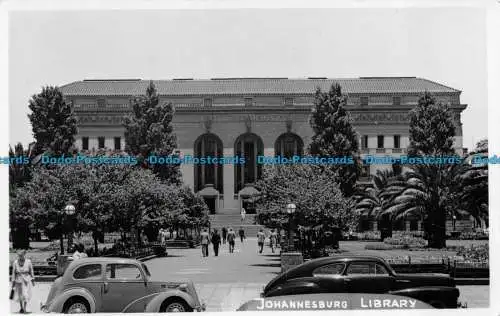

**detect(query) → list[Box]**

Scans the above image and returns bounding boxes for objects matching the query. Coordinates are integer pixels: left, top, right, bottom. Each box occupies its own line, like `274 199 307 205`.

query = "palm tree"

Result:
354 167 403 239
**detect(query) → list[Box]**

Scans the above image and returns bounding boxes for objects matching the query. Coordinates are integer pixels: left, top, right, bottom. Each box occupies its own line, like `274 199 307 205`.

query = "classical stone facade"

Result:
60 77 467 215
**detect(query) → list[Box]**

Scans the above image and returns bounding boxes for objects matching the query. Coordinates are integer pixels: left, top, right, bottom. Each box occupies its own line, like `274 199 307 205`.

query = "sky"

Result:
8 8 488 150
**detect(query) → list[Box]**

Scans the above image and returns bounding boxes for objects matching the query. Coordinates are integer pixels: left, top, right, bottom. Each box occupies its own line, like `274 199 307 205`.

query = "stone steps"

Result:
209 214 263 237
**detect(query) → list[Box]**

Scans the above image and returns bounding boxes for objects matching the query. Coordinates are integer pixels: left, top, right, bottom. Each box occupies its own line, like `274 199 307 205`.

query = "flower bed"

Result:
383 236 427 249
447 231 489 240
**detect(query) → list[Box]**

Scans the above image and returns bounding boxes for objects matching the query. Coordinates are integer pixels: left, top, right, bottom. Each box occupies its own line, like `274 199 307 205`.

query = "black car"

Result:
263 255 460 308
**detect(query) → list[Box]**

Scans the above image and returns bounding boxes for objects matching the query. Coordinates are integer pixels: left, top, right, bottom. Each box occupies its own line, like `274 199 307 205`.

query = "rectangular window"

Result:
284 97 294 106
203 98 212 107
361 135 369 149
393 96 401 105
377 135 384 149
114 137 121 150
82 137 89 150
393 135 401 149
244 97 253 106
98 137 105 149
360 96 369 106
97 99 106 107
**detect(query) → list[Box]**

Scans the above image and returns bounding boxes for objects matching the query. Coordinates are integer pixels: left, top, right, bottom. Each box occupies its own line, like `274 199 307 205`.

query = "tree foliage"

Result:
124 81 181 184
28 86 77 157
309 84 360 196
255 164 358 233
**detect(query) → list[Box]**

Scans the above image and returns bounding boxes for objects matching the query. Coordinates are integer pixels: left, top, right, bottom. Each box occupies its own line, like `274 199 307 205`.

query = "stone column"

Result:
223 148 238 212
180 148 194 191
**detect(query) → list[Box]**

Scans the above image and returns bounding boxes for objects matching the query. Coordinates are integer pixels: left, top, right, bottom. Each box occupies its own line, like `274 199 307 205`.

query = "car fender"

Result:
266 280 321 297
48 287 97 313
143 290 197 312
390 286 459 306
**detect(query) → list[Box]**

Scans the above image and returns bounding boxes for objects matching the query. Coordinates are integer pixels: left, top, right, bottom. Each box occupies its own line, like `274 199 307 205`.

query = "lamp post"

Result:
286 203 296 252
64 204 76 253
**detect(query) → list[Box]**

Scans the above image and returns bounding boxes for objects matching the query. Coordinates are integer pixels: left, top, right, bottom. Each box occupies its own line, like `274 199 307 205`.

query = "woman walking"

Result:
11 250 35 313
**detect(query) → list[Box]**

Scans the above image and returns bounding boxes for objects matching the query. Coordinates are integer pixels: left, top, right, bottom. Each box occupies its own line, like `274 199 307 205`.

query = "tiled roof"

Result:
59 77 460 96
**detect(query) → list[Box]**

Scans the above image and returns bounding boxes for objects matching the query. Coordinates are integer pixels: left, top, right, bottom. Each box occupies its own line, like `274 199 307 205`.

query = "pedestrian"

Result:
11 250 35 313
200 228 210 257
257 229 265 253
227 228 236 253
269 229 278 253
240 207 246 222
221 227 227 244
238 227 245 243
211 229 222 256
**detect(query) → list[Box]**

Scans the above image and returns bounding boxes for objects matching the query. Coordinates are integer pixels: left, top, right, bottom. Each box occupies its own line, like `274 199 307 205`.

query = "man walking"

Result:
211 229 221 256
238 227 245 243
221 227 227 245
201 228 210 257
241 207 246 222
227 228 236 253
269 229 278 253
257 229 265 253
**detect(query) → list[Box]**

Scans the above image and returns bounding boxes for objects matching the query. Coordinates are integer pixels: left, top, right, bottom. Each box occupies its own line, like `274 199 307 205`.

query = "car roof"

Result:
67 257 142 267
287 255 388 274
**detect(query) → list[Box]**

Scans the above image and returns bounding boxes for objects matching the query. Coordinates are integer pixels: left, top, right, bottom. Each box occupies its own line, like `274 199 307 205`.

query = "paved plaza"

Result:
10 238 490 313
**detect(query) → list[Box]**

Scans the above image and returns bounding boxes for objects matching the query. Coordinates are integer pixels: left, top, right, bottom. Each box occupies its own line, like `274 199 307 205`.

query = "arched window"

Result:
194 133 223 193
234 133 264 194
275 133 304 158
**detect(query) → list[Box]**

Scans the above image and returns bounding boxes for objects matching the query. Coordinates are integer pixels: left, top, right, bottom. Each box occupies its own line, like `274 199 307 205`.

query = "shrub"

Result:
456 244 489 262
384 236 427 249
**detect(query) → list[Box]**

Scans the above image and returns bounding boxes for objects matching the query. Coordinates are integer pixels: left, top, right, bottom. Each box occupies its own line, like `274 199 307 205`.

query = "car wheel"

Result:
63 298 90 313
161 299 191 312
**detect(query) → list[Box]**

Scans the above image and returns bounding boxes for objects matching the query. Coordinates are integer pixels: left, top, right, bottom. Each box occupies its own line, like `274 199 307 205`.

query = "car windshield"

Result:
141 263 151 278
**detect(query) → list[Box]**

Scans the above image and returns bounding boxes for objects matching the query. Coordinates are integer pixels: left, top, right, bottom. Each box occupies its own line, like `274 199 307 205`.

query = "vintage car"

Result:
263 255 461 308
40 257 205 313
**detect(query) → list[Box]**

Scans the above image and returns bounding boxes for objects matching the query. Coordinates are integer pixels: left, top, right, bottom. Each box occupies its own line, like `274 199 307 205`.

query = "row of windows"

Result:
360 135 401 149
81 137 122 151
86 96 404 108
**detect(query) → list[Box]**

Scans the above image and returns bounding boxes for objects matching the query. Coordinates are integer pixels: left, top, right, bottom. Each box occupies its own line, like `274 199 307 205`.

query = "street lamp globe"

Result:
286 203 296 215
64 204 76 216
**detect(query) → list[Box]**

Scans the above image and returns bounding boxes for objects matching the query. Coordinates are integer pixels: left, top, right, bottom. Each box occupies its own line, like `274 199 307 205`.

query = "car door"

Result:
70 263 104 305
101 263 147 312
311 262 347 293
344 261 394 293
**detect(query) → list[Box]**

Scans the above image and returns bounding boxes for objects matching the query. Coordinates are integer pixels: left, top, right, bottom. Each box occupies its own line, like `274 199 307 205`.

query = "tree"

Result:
380 92 458 248
124 81 181 184
309 84 360 196
255 164 358 233
28 86 77 157
407 91 456 157
354 167 403 239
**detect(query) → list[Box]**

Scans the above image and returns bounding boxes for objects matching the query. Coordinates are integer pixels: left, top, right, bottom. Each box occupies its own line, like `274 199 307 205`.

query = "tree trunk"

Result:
426 211 447 249
92 230 99 254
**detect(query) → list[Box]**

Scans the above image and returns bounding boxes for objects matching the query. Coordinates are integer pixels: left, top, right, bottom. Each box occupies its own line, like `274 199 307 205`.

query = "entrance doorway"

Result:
204 197 216 215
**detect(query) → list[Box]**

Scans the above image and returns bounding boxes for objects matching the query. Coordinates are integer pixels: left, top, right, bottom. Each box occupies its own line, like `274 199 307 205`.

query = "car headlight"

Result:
178 283 188 292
